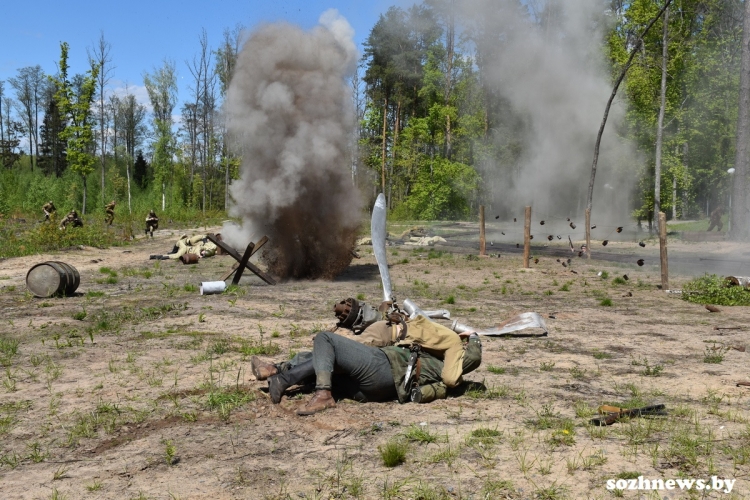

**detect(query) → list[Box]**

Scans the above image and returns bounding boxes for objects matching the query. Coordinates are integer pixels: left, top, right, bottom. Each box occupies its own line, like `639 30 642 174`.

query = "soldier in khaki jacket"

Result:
42 201 56 221
104 200 116 225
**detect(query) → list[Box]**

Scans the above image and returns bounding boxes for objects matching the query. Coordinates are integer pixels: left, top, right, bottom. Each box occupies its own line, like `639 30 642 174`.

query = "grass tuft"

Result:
378 438 407 467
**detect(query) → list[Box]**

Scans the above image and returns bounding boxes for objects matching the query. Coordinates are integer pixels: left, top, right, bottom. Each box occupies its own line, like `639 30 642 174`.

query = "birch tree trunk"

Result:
381 95 388 195
653 6 669 228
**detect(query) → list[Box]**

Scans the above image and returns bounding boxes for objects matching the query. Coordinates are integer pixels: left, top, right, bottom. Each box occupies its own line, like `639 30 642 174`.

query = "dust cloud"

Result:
464 0 638 225
222 10 362 280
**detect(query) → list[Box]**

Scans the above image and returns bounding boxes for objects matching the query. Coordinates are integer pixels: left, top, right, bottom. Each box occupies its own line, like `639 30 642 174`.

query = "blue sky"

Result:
1 0 397 113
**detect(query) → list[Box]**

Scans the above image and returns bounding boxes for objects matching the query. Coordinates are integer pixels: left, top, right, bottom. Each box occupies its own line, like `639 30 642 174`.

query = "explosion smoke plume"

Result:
223 11 361 280
463 0 637 221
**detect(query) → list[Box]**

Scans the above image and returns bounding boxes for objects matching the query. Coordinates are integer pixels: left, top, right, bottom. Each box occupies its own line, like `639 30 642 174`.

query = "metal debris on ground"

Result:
602 240 608 246
725 276 750 288
623 274 629 280
616 227 623 233
540 220 545 225
637 259 644 266
705 305 721 313
548 235 553 241
639 241 646 247
570 222 576 229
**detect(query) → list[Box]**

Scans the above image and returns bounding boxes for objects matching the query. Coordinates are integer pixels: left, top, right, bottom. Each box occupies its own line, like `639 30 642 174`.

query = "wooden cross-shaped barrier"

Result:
205 234 276 285
218 236 269 283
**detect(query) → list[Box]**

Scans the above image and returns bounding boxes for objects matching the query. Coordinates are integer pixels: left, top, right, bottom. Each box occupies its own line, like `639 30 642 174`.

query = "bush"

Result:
682 274 750 306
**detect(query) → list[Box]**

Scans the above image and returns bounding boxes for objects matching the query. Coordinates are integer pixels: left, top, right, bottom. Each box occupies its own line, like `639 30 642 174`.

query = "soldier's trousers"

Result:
312 331 396 402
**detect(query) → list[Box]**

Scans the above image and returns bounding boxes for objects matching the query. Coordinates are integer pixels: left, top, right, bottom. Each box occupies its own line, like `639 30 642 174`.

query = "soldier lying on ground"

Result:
149 234 217 260
252 319 481 415
59 210 83 230
145 210 159 238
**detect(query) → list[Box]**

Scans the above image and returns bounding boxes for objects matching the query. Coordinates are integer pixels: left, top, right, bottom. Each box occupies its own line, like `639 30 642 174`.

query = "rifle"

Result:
589 404 667 426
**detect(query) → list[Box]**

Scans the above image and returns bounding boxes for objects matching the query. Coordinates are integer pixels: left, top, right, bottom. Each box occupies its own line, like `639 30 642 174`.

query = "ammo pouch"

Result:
410 382 447 404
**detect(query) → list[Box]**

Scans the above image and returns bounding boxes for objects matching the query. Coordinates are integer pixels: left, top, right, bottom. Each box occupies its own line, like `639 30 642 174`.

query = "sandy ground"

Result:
1 226 750 500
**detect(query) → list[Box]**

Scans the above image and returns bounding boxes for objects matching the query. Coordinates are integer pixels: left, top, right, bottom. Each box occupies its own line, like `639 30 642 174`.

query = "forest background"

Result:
0 0 747 238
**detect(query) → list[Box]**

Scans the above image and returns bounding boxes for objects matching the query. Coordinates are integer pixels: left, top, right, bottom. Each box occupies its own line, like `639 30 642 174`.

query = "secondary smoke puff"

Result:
223 10 361 280
464 0 637 220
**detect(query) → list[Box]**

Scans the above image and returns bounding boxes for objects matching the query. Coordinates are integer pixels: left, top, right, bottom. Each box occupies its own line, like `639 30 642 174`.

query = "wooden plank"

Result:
220 263 239 282
220 236 269 281
206 234 276 285
232 242 255 285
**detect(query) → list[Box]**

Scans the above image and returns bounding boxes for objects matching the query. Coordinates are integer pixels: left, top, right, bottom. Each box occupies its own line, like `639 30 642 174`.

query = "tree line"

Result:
354 0 748 232
0 1 748 238
0 27 243 219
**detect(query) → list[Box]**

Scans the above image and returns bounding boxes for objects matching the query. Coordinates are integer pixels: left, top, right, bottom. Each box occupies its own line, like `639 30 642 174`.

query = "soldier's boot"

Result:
250 356 278 381
267 360 314 404
297 390 336 416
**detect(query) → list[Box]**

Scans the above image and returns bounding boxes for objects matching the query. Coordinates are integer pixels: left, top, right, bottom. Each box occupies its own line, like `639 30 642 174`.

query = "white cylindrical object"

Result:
200 281 227 295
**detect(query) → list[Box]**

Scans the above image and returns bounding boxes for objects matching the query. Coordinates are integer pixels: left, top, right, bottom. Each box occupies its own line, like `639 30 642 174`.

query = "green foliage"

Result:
393 157 478 220
48 42 100 210
682 274 750 306
0 217 126 258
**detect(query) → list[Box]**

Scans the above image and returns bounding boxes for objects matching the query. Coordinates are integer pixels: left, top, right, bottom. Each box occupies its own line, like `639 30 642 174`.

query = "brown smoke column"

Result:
222 11 361 280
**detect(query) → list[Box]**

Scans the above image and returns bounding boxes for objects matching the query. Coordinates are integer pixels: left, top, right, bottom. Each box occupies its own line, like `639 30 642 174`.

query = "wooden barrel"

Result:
26 261 80 297
180 253 199 264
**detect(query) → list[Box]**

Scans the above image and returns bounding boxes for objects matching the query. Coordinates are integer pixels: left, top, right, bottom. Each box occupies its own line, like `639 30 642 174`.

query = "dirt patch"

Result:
1 230 750 499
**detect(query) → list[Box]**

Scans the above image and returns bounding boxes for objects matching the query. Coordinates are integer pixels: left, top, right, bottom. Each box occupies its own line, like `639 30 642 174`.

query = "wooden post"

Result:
523 206 531 268
479 205 486 256
659 211 669 290
585 208 591 259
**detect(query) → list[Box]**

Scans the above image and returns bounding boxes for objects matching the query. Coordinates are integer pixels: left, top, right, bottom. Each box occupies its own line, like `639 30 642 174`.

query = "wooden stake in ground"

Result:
585 208 591 259
523 206 531 268
659 211 668 290
479 205 486 256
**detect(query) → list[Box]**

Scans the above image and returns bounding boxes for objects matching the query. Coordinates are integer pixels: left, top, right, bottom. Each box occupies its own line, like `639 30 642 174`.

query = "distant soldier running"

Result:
59 210 83 230
104 200 116 225
42 201 56 221
707 205 724 232
145 210 159 238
